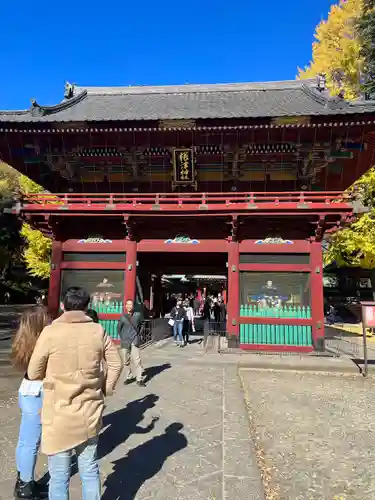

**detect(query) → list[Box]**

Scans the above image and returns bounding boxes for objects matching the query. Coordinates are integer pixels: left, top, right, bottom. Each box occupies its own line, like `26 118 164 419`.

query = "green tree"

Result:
0 172 22 282
358 0 375 97
298 0 363 100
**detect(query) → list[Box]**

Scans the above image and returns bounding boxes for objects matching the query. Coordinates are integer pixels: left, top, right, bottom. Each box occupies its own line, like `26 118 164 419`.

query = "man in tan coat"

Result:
28 286 123 500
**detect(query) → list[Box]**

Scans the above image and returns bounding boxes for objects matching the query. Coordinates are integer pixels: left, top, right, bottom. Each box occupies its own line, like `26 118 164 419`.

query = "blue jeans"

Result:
173 320 183 342
48 437 100 500
16 393 42 482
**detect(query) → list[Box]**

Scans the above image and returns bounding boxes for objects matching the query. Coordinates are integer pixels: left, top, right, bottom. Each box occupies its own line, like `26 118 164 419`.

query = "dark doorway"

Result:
137 251 228 339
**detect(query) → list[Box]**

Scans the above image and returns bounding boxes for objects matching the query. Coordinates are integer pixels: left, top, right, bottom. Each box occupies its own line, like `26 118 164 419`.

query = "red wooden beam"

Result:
60 262 127 270
137 239 228 252
62 240 127 252
125 240 137 303
19 211 353 219
227 241 240 345
48 241 62 318
239 264 311 272
21 202 353 214
98 314 122 320
20 191 353 216
310 242 325 349
239 240 311 252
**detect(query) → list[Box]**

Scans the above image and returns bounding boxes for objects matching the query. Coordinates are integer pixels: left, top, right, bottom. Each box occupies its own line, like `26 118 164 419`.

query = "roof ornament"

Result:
30 99 42 116
316 73 327 92
64 82 75 99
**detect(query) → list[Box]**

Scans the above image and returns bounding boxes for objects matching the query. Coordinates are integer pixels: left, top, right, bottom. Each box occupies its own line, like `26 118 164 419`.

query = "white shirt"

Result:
19 378 43 396
186 307 195 322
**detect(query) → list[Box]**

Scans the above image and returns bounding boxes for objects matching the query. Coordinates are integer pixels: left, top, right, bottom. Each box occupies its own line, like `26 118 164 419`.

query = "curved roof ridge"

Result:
31 90 88 116
300 82 329 106
75 79 316 96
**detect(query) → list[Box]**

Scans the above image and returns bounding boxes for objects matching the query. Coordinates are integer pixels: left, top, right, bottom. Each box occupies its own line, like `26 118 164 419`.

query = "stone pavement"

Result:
240 368 375 500
0 339 264 500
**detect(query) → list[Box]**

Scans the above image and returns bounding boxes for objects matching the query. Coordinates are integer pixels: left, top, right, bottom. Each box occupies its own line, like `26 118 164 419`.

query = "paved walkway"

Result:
0 339 264 500
240 368 375 500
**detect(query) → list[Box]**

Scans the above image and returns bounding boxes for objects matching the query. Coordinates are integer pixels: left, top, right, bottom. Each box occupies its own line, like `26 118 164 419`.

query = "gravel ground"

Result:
240 370 375 500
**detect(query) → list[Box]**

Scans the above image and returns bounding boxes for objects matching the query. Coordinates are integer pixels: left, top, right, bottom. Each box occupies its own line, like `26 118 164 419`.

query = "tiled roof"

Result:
1 79 375 123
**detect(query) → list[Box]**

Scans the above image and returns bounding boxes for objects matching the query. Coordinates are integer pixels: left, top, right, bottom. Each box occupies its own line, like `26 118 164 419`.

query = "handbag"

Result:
120 314 141 347
168 318 175 327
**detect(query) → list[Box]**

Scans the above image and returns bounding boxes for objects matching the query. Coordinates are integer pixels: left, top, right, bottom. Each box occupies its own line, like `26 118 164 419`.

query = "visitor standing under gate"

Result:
118 299 146 387
170 299 186 347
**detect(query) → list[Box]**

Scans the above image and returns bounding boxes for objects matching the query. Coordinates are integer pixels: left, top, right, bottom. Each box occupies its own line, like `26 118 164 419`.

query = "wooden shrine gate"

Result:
17 191 352 352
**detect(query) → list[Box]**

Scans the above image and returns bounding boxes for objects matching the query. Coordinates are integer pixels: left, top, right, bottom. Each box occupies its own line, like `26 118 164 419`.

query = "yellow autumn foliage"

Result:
325 168 375 269
298 0 364 100
18 175 52 278
20 223 52 279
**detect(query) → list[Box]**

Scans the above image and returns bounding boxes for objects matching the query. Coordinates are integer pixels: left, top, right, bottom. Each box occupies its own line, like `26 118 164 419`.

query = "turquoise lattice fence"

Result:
98 319 120 340
88 301 123 314
240 304 312 346
240 304 311 318
88 301 123 340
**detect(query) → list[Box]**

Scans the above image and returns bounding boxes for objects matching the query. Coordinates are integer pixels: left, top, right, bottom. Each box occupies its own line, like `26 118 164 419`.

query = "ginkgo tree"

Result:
18 174 52 279
358 0 375 97
324 167 375 294
0 162 52 280
298 0 364 99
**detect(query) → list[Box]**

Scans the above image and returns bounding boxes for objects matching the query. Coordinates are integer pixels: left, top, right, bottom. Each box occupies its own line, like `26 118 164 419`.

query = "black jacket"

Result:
170 306 186 321
203 303 221 322
118 311 144 349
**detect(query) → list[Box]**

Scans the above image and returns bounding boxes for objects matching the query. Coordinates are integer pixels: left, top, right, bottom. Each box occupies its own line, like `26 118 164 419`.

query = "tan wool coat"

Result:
28 310 123 456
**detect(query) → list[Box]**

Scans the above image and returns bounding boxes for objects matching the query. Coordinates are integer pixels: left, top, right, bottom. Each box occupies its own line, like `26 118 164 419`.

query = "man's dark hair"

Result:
86 309 99 323
63 287 90 312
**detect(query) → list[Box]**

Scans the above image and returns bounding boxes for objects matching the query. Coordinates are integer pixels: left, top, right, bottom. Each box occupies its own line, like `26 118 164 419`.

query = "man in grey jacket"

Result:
118 299 146 387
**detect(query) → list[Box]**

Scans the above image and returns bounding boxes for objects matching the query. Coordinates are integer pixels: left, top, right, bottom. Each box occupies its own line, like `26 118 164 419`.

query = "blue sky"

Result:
0 0 337 110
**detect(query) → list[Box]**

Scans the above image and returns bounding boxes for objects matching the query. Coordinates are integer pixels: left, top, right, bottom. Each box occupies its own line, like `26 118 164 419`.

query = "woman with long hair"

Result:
11 305 50 500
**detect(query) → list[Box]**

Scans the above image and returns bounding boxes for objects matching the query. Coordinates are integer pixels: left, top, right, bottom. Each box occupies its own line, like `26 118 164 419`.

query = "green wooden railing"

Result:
240 304 311 318
240 323 312 346
88 301 122 340
88 301 123 314
98 319 120 340
240 304 312 346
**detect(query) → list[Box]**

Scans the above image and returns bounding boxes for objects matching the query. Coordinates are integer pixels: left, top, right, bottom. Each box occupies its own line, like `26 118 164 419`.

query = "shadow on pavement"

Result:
97 394 160 460
143 363 171 383
102 423 187 500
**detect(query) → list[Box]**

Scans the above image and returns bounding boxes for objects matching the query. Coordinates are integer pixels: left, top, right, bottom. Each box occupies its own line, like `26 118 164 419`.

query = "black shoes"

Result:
124 378 146 387
14 473 48 500
34 481 48 499
14 479 35 500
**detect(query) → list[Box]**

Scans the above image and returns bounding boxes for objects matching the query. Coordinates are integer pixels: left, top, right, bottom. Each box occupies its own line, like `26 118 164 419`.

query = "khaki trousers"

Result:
121 345 143 382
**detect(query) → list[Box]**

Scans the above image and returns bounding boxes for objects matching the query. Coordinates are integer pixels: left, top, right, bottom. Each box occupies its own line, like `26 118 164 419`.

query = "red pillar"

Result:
227 241 240 347
310 242 325 351
124 240 137 307
48 240 63 318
